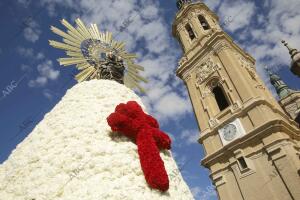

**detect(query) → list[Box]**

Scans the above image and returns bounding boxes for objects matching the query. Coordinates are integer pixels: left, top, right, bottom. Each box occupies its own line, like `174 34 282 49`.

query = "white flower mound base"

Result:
0 80 194 200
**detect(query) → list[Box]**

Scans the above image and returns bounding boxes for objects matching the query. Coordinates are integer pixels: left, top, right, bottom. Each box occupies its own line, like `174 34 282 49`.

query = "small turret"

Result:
265 66 300 124
282 40 300 77
265 66 292 99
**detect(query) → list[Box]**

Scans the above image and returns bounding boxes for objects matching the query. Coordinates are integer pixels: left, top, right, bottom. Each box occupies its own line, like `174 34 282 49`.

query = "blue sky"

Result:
0 0 300 199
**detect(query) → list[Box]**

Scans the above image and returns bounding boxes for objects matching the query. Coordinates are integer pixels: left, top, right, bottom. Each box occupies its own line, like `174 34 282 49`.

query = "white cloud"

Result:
180 129 199 145
172 154 201 182
221 0 300 96
17 47 57 90
17 47 45 60
23 19 42 43
191 186 202 199
244 0 300 65
140 5 159 20
37 60 60 80
29 60 60 87
17 47 34 58
136 20 170 54
191 185 217 200
21 64 31 72
174 154 187 169
43 89 53 100
203 0 221 11
36 52 45 60
29 77 47 87
40 0 81 16
39 0 300 121
218 0 256 32
41 0 191 122
152 92 192 121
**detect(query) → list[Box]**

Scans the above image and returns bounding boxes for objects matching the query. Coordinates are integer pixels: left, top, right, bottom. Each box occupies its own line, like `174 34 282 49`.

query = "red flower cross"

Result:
107 101 172 191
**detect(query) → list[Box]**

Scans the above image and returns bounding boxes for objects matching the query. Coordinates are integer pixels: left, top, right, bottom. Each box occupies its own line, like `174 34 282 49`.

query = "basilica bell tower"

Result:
172 1 300 200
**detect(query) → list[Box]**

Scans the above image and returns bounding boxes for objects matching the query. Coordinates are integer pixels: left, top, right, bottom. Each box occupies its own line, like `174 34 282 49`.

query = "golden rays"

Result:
49 18 147 93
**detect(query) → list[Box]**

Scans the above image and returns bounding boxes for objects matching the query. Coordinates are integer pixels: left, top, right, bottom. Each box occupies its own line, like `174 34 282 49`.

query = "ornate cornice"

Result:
209 118 220 128
182 73 192 83
176 31 255 80
211 173 226 187
212 41 232 54
201 119 300 168
230 101 242 113
265 142 288 161
176 41 214 79
177 24 184 32
236 54 258 81
199 96 299 142
255 84 266 90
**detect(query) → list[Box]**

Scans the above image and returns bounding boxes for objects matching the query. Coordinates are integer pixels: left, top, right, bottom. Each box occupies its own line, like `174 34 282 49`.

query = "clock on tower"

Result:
218 119 246 146
172 1 300 200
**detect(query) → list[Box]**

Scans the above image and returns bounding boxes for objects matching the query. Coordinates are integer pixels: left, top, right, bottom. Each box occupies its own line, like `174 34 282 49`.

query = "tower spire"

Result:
176 0 192 10
282 40 299 57
172 1 300 199
281 40 300 77
265 66 291 99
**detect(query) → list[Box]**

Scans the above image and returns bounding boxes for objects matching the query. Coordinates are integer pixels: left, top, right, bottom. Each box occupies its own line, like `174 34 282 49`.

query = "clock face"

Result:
222 124 237 141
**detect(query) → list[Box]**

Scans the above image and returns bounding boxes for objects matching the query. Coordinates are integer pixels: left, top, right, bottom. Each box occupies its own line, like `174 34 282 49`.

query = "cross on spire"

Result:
282 40 299 57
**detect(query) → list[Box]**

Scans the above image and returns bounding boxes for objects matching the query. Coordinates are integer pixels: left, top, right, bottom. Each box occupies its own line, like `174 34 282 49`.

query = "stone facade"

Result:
173 2 300 200
280 91 300 123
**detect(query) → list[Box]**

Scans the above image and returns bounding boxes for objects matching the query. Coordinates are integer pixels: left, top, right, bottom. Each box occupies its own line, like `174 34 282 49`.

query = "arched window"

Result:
198 15 210 30
185 23 196 40
212 86 230 111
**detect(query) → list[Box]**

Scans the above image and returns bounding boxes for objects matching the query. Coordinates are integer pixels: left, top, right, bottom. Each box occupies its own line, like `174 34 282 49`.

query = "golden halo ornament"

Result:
49 18 147 93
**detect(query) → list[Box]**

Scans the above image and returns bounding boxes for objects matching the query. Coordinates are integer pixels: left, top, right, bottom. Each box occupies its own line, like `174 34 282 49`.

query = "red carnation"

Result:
107 101 172 191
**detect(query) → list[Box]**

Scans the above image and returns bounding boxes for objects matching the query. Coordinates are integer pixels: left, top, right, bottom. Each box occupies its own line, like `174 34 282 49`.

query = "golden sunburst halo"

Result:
49 18 147 93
